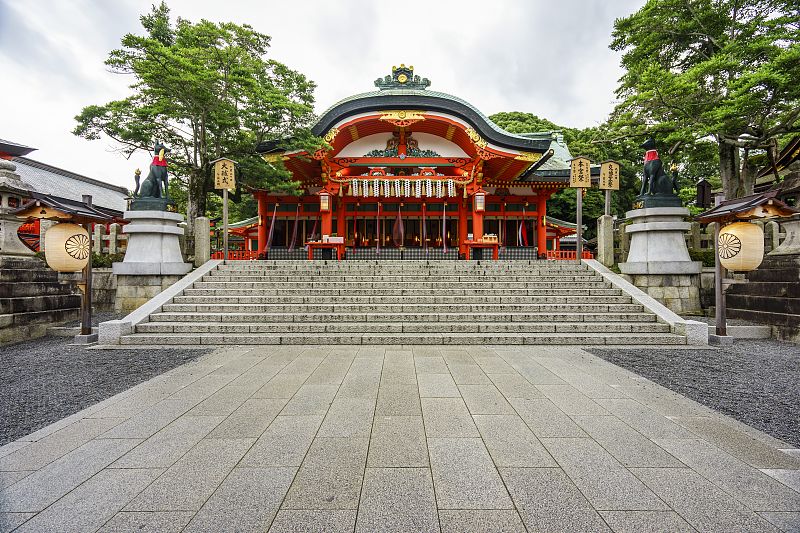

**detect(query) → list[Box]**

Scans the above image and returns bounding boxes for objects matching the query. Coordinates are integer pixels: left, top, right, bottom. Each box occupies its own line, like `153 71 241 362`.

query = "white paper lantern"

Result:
45 223 90 272
718 222 764 272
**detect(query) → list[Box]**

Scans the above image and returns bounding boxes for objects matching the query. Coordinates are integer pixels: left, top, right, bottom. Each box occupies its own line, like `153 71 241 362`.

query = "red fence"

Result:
546 250 594 260
211 250 259 260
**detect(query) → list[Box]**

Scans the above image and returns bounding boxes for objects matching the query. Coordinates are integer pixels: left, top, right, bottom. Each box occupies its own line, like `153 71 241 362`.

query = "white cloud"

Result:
0 0 644 189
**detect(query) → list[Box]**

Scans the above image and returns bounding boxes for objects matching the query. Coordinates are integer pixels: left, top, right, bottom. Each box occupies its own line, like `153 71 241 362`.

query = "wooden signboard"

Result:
569 157 592 188
214 158 236 190
599 160 620 190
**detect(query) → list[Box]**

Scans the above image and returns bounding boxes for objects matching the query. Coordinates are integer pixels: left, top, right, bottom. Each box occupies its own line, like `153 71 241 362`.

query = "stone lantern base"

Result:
113 210 191 312
619 207 702 314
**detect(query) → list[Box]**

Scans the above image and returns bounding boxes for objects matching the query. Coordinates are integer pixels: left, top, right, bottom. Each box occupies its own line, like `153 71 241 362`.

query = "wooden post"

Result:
604 189 611 217
714 221 727 336
223 187 229 262
81 195 93 336
576 188 583 264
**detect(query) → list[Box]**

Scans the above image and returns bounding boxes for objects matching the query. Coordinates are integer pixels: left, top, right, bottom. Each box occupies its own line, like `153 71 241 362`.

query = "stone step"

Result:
1 307 80 328
726 294 800 315
171 294 633 305
0 269 60 283
0 281 77 298
161 302 645 314
136 321 671 334
182 287 624 297
206 273 601 282
119 331 686 346
216 260 583 268
149 311 657 323
726 281 800 299
192 281 611 290
0 294 83 315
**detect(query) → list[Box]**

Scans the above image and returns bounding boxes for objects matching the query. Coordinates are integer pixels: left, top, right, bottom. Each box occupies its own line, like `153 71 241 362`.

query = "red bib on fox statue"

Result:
151 156 167 167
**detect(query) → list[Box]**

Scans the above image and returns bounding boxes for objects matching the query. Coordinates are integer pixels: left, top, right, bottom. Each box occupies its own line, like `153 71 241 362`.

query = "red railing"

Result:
211 250 259 260
546 250 594 260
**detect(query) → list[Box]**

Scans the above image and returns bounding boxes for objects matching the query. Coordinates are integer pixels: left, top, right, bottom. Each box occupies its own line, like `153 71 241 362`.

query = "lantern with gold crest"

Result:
696 189 799 339
13 193 112 339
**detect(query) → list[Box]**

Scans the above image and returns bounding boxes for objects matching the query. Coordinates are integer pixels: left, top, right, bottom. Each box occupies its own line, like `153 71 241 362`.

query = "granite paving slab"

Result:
355 467 439 533
3 343 798 532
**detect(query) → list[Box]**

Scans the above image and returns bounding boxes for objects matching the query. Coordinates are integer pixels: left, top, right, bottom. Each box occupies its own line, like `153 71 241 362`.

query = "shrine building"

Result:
245 66 590 260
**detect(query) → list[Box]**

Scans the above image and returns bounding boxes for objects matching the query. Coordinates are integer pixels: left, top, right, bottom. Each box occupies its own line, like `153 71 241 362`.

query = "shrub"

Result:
689 248 715 267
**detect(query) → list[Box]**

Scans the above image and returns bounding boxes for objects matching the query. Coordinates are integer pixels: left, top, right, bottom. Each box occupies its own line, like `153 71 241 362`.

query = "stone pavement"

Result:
1 345 799 532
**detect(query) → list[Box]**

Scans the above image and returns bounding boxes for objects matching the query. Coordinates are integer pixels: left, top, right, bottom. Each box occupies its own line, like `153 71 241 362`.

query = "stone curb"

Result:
98 260 223 345
582 259 708 345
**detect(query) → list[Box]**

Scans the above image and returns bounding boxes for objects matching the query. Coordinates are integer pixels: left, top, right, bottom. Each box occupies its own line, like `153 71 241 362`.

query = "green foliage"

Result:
92 253 125 268
489 113 643 239
689 247 716 267
607 0 800 199
73 2 320 222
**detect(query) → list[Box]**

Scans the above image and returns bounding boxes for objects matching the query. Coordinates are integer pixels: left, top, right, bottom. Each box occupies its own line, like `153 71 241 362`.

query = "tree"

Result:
608 0 800 199
73 2 319 225
490 113 641 238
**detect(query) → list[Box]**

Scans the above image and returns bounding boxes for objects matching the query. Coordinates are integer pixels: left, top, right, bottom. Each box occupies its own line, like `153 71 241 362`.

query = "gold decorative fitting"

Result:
379 110 425 128
515 152 543 163
323 127 340 143
464 127 487 148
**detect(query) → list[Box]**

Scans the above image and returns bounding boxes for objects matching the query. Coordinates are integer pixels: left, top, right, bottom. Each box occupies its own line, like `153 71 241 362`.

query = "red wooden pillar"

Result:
337 195 346 237
321 208 333 237
472 202 484 241
257 193 267 252
458 199 468 257
536 194 547 255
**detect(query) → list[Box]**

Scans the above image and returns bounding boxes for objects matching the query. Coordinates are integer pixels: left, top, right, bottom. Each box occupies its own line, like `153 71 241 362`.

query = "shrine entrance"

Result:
233 66 598 261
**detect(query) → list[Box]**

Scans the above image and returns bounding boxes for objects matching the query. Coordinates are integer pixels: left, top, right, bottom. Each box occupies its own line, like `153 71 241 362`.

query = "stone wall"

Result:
59 269 117 311
114 274 184 313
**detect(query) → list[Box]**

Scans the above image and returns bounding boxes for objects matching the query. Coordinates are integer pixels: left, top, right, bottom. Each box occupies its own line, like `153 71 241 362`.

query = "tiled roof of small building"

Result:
11 156 128 214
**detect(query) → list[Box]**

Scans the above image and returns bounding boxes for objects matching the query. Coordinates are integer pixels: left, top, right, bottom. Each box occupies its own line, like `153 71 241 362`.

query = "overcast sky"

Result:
0 0 645 189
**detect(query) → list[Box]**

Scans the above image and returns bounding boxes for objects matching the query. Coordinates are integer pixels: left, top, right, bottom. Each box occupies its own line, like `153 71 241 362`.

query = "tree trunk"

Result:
186 169 207 234
719 140 743 200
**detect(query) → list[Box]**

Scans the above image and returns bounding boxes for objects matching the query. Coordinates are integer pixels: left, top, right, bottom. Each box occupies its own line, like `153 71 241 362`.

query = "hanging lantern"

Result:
718 222 764 272
473 189 486 212
319 190 331 212
44 223 91 272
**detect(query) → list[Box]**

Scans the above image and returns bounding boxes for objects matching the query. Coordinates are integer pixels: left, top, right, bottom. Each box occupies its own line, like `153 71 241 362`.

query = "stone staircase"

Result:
118 260 686 346
0 257 81 344
727 253 800 342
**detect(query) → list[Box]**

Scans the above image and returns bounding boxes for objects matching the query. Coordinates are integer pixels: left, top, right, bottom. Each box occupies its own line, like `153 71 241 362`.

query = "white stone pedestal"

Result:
619 207 702 314
113 210 191 312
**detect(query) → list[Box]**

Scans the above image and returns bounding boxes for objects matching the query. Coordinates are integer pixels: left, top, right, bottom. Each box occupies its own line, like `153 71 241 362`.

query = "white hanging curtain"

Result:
426 179 433 198
415 180 422 198
352 179 359 197
447 179 455 197
373 179 380 197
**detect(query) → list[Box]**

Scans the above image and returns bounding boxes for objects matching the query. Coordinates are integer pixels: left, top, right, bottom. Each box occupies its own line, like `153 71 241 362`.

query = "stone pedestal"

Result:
619 207 702 314
0 160 35 259
596 214 614 267
113 210 191 313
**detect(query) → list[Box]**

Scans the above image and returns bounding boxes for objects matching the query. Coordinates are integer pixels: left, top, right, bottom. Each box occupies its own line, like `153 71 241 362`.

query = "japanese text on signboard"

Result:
214 159 236 190
570 157 592 188
599 161 620 190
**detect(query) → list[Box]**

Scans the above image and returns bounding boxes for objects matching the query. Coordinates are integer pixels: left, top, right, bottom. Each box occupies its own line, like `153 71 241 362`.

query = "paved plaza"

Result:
1 345 800 532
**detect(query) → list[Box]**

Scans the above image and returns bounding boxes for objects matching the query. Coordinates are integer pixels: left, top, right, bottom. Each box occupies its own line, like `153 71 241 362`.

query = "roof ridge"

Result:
12 156 129 194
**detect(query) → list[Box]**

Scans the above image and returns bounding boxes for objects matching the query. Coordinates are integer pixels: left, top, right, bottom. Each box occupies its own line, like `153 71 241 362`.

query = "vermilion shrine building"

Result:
243 66 587 260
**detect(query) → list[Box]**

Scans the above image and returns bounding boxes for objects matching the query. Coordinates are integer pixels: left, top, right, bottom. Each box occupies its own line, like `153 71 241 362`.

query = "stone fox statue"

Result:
640 137 679 196
134 142 171 199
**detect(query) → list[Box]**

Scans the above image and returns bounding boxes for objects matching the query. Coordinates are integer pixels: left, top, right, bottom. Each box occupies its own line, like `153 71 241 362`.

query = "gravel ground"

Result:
590 339 800 447
0 335 209 446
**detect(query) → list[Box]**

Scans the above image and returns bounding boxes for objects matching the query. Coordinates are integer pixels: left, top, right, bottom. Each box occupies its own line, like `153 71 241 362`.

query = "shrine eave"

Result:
312 90 551 153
